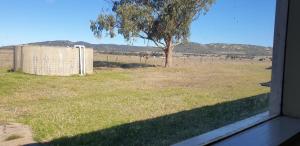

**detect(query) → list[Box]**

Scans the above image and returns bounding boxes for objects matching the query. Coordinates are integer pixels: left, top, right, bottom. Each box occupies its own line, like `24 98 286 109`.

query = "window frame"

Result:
269 0 289 117
173 0 289 145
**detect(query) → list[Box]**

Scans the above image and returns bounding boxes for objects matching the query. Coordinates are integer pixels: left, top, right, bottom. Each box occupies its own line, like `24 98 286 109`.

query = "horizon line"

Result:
0 40 273 48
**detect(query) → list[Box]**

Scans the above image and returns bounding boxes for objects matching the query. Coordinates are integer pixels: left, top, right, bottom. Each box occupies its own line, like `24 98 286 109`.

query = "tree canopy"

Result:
91 0 215 67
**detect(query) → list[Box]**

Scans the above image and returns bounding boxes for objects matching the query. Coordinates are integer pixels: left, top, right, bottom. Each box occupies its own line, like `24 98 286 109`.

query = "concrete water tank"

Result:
0 47 14 68
14 45 93 76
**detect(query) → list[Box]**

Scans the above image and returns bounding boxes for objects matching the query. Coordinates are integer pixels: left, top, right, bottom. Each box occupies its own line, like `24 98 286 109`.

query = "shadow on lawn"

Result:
94 61 156 69
29 93 269 146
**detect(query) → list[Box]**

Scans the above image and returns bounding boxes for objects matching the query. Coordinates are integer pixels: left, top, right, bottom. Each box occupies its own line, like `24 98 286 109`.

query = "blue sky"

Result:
0 0 276 47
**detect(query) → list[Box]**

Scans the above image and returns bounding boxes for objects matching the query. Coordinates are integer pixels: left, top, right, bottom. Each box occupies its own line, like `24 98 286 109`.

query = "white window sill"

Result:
213 116 300 146
173 112 300 146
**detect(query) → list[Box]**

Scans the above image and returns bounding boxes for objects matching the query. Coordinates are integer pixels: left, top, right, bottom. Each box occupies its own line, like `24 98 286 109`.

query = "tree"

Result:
90 0 215 67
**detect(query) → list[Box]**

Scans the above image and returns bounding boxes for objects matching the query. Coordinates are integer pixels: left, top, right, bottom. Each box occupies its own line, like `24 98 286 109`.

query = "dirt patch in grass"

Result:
0 123 36 146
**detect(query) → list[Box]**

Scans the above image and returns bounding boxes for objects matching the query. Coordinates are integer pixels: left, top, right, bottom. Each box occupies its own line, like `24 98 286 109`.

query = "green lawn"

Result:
0 61 271 145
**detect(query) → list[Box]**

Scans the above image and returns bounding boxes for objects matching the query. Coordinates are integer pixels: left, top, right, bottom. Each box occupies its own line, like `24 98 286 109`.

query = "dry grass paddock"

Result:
0 53 271 145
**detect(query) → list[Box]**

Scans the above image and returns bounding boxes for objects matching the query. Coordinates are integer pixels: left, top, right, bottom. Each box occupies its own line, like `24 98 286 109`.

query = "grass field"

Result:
0 55 271 145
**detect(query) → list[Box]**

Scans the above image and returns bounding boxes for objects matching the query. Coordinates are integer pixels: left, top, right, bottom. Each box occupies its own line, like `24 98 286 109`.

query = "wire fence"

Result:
93 53 272 68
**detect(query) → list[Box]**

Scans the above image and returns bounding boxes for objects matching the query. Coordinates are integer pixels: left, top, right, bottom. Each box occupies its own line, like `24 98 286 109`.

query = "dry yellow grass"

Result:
0 54 272 145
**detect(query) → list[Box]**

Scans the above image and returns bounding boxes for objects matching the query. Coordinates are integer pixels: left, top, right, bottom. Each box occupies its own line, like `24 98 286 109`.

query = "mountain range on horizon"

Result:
0 40 273 56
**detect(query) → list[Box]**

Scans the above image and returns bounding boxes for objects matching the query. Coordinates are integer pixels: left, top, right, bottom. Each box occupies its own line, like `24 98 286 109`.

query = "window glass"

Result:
0 0 276 145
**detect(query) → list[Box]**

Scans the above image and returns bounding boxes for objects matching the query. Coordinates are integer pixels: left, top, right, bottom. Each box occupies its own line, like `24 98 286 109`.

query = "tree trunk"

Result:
164 41 173 67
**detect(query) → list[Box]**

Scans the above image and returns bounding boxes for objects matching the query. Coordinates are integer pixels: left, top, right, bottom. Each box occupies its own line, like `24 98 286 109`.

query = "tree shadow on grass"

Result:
94 61 156 69
29 93 269 146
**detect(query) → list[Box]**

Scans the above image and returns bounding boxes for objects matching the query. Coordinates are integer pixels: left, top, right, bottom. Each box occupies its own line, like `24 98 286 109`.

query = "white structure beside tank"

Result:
75 45 88 76
14 45 93 76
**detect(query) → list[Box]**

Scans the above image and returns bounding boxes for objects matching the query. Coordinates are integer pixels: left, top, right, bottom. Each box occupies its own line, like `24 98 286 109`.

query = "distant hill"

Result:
175 42 272 56
26 40 159 52
1 40 272 56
